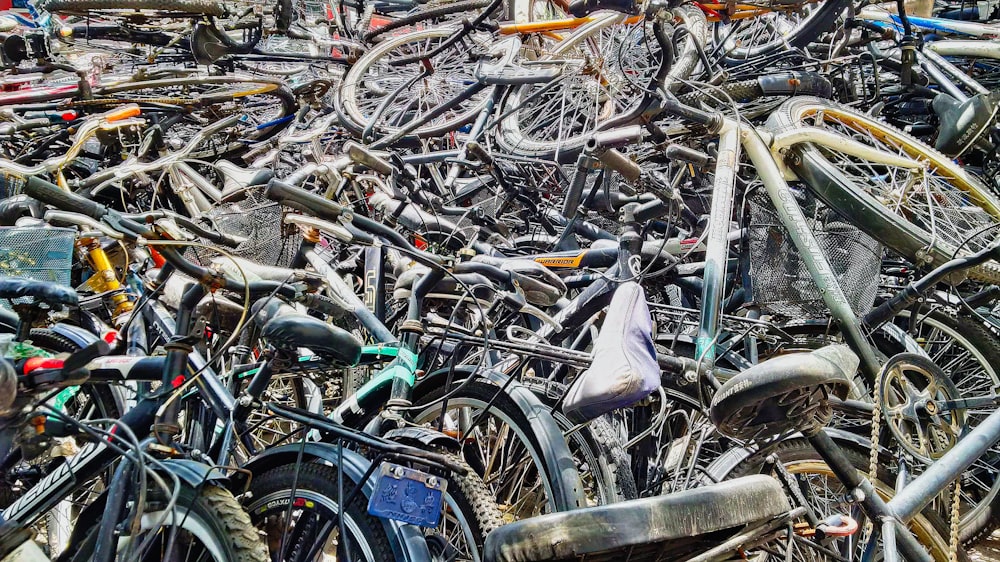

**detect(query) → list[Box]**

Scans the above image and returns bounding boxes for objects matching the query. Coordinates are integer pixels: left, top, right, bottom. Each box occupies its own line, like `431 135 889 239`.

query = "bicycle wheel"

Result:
766 96 1000 284
496 5 706 162
410 375 587 516
247 458 501 562
92 75 296 160
337 27 493 139
521 377 637 505
246 463 395 561
726 438 970 562
363 0 492 43
713 0 849 63
39 0 226 16
887 308 1000 545
66 484 268 562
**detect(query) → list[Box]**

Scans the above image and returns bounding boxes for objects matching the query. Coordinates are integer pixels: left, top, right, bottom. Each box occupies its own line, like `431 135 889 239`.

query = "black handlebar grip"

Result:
265 179 347 222
24 176 109 221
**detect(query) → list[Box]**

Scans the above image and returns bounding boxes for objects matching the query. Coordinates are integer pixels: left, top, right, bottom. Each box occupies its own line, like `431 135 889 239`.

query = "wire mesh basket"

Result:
747 187 882 319
189 186 302 268
0 226 76 305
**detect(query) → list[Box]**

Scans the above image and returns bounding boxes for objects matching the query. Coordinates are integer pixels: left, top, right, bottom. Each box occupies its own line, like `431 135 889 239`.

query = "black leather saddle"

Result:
254 298 362 366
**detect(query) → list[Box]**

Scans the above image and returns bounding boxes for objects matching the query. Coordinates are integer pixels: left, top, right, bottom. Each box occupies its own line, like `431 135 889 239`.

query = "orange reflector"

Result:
106 104 141 122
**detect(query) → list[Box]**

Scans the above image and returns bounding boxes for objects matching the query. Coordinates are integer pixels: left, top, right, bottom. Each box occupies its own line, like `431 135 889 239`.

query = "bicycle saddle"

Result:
483 474 790 562
932 91 999 156
254 299 362 366
562 282 659 424
0 277 77 307
710 345 856 440
470 256 566 306
393 266 495 301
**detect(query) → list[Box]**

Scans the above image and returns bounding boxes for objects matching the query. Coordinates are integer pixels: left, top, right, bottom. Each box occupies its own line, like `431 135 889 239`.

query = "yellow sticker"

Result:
534 253 585 268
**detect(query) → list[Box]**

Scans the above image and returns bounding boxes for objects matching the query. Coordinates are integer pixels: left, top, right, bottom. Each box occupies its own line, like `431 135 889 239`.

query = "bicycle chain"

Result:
872 367 962 562
950 478 961 562
868 371 882 489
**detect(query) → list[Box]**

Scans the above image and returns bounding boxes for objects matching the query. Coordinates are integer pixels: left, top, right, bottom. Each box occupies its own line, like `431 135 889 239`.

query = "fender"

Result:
702 428 893 483
416 366 587 511
158 459 228 487
383 427 460 451
48 323 99 348
877 322 930 358
235 442 432 562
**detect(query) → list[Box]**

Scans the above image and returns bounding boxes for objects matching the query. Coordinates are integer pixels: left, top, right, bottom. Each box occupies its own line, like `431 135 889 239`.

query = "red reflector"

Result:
414 236 427 250
24 357 65 373
149 247 166 268
103 330 119 344
293 498 306 507
61 111 77 121
170 375 185 388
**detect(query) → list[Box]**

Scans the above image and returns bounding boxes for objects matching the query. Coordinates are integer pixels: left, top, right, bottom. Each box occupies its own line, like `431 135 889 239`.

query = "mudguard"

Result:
235 442 432 562
158 459 228 487
416 366 588 511
702 428 891 483
383 427 461 451
48 323 99 348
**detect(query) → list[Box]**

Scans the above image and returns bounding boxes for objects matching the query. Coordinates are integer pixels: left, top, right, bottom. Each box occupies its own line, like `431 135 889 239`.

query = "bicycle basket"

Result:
747 187 882 319
190 186 301 268
0 226 75 305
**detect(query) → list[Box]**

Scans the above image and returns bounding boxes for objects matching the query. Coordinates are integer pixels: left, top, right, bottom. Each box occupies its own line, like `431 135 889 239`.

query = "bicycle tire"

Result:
39 0 226 16
66 484 268 562
726 438 971 562
714 0 849 64
766 96 1000 284
497 6 707 162
245 463 395 562
430 450 504 561
521 377 637 504
363 0 492 43
92 75 296 159
410 375 588 514
337 27 493 140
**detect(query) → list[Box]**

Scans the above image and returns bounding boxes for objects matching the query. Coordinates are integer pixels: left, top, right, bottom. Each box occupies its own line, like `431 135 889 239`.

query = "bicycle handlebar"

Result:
26 176 299 299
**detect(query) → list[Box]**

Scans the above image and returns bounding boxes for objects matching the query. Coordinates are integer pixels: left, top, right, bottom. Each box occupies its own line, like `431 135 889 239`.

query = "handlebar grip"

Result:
265 179 347 222
24 177 109 221
597 148 642 184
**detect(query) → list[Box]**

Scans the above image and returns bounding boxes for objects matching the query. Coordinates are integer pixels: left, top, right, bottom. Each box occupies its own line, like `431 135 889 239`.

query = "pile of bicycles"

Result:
2 0 1000 559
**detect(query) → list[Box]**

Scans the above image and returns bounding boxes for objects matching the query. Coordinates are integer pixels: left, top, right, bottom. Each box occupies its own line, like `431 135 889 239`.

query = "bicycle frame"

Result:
859 6 1000 37
696 112 1000 562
